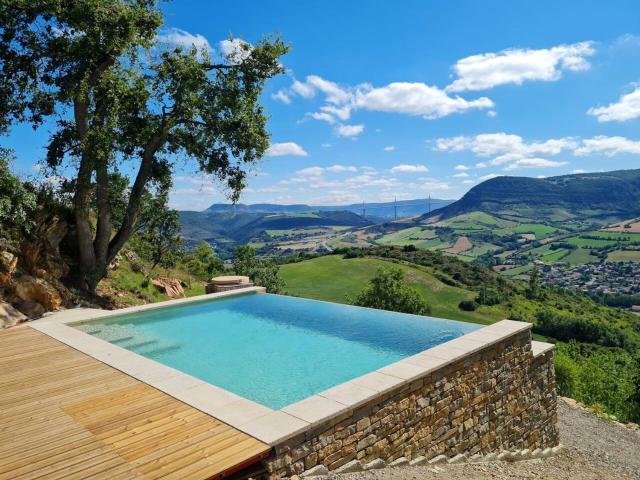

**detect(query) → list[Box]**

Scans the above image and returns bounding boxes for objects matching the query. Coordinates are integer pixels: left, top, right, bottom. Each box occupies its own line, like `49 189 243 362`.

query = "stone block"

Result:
363 458 386 470
448 453 467 464
334 460 362 474
300 465 329 477
389 457 409 467
428 454 447 464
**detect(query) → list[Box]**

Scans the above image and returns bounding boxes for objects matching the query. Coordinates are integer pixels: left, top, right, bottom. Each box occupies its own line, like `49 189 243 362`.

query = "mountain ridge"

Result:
422 169 640 224
203 198 454 219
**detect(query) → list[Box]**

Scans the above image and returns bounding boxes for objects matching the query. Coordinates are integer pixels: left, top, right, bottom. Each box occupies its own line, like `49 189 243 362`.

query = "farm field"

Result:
563 248 599 265
279 255 506 324
500 264 534 278
434 212 514 231
607 250 640 262
494 223 561 238
376 226 436 245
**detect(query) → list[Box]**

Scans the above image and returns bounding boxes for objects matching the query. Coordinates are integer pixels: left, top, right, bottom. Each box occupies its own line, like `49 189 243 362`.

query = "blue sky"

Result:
4 0 640 210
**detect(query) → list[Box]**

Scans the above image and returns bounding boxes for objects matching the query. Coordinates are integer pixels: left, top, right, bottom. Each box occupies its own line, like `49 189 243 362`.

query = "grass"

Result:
100 258 205 307
279 255 506 325
459 243 500 258
564 248 599 265
377 227 436 244
500 264 534 277
494 223 560 238
266 229 294 237
566 236 623 248
607 250 640 262
438 212 509 231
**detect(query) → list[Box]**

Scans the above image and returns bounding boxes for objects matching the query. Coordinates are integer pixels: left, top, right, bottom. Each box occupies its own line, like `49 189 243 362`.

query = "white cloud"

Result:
571 169 590 174
453 172 470 178
503 158 567 171
437 132 640 174
479 173 500 181
390 164 429 174
447 41 595 92
422 181 450 190
291 79 316 99
462 179 476 184
354 82 493 119
308 112 336 124
574 135 640 156
487 110 497 118
157 28 212 52
321 143 332 148
310 191 362 205
383 146 396 152
454 164 470 171
335 124 365 138
326 164 358 173
305 75 351 104
587 85 640 122
265 142 308 157
272 90 291 104
435 132 577 168
219 38 252 61
320 105 351 121
296 166 324 177
281 75 494 126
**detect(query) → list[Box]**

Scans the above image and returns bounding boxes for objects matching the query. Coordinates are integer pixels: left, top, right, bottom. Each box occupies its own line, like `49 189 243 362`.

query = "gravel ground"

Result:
337 399 640 480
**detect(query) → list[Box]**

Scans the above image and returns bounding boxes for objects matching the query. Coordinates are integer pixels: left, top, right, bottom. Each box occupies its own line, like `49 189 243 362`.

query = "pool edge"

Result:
27 289 545 447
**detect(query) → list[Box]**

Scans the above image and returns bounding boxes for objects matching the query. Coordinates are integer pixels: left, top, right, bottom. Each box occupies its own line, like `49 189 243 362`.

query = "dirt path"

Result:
337 399 640 480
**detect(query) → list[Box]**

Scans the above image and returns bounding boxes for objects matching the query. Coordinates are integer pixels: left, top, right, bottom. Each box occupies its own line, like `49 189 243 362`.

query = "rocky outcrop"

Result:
124 250 146 274
0 301 27 328
20 214 70 282
0 251 17 287
14 275 63 311
152 277 185 298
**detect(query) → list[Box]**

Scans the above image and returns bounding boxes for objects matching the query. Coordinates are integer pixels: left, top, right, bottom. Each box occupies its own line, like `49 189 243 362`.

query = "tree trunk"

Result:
107 127 169 266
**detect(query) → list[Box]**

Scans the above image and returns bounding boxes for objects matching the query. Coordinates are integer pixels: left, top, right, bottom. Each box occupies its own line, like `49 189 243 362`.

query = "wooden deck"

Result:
0 327 271 480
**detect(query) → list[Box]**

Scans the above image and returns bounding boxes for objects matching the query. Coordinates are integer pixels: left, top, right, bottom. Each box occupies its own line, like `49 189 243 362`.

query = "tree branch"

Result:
203 62 240 71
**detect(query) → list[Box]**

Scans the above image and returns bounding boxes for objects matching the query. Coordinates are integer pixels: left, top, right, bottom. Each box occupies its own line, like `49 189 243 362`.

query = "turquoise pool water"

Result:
74 293 479 409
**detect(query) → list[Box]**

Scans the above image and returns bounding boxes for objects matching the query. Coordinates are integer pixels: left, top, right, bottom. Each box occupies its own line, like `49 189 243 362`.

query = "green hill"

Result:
425 169 640 225
280 255 507 324
179 210 372 256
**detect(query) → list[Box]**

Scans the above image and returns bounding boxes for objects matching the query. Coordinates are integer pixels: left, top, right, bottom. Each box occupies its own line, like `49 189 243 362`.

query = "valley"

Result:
178 169 640 309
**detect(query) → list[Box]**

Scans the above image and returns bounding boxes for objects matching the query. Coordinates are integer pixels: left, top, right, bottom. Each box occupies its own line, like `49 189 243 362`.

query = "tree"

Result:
233 244 258 277
233 244 284 293
0 148 36 239
133 194 183 271
184 242 224 280
353 266 431 315
0 0 288 291
527 267 541 299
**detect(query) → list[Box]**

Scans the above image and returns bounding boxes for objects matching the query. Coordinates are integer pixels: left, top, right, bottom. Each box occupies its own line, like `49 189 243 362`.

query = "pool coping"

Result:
29 287 548 446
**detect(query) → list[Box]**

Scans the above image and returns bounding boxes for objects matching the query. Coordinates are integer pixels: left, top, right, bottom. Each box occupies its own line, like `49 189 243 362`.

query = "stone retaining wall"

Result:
262 328 558 478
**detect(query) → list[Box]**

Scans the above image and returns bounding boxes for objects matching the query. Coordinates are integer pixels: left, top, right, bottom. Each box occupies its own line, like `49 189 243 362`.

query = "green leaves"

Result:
0 148 36 238
1 1 288 290
353 266 431 316
233 244 284 293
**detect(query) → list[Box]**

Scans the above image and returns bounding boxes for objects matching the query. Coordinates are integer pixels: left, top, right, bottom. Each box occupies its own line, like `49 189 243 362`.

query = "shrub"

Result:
353 266 431 316
184 242 224 280
555 351 579 397
0 148 36 239
458 299 479 311
233 244 284 293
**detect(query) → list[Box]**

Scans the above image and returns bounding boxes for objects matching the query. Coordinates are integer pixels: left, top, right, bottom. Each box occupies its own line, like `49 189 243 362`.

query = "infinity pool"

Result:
74 293 479 409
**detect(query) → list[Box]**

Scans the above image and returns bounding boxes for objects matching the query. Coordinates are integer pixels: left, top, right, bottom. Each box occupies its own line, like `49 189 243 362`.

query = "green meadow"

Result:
279 255 506 325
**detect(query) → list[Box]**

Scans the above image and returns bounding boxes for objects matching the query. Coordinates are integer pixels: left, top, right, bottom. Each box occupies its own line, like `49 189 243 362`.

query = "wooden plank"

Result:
0 327 270 480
